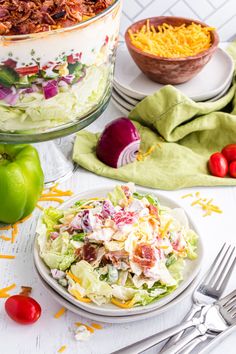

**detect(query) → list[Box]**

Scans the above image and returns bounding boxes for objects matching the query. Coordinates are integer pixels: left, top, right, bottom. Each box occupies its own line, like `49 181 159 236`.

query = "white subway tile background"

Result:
121 0 236 41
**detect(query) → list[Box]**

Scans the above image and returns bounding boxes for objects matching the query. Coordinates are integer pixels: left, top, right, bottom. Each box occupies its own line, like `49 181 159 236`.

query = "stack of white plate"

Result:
33 187 204 324
112 44 234 115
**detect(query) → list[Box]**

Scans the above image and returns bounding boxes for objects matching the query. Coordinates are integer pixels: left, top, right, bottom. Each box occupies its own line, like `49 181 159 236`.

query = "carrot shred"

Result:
54 307 67 318
36 203 44 211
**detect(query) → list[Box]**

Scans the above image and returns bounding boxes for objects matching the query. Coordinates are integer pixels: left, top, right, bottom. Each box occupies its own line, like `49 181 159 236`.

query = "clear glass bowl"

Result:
0 0 121 143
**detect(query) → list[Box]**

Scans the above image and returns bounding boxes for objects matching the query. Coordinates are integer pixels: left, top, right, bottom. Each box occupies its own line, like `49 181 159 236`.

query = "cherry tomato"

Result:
229 161 236 178
5 295 41 325
208 152 228 177
222 144 236 162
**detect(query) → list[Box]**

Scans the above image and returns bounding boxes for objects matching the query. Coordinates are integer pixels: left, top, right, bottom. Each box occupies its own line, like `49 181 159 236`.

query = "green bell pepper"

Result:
0 144 44 224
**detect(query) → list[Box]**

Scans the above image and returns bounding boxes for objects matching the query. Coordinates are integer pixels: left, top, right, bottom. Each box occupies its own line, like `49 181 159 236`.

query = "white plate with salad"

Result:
34 184 203 316
35 264 200 323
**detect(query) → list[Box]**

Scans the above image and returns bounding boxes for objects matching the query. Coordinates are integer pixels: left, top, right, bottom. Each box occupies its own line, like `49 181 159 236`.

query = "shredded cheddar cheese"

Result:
129 20 215 58
91 323 103 330
38 184 74 207
161 219 172 238
54 307 67 319
58 345 67 353
0 283 16 298
181 193 222 217
137 144 160 161
0 225 12 231
70 289 92 303
0 235 11 241
181 193 193 199
0 254 15 259
75 322 94 333
111 297 136 309
11 224 18 244
38 197 64 203
67 271 81 284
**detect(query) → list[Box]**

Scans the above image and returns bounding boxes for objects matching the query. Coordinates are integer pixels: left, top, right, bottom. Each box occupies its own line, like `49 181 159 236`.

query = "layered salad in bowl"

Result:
0 0 121 133
37 184 198 309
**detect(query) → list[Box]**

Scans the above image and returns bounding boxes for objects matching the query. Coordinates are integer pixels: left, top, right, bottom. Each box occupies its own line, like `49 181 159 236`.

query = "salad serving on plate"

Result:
37 184 198 309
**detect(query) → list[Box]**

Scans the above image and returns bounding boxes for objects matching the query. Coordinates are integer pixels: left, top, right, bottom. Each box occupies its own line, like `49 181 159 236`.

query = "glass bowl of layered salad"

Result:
0 0 121 142
35 183 202 315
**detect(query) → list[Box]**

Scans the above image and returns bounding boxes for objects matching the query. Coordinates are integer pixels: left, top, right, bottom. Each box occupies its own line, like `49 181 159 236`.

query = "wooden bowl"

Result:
125 16 219 85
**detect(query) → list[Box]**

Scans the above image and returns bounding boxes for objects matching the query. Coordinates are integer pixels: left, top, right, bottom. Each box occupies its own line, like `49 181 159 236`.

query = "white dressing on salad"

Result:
37 184 198 308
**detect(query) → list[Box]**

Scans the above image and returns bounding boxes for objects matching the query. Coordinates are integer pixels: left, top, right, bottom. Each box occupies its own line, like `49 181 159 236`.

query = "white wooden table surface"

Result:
0 101 236 354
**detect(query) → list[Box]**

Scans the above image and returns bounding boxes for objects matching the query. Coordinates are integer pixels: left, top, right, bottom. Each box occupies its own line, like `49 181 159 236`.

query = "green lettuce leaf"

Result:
107 186 127 206
70 260 112 305
185 229 198 260
168 257 185 284
40 232 76 271
42 207 63 234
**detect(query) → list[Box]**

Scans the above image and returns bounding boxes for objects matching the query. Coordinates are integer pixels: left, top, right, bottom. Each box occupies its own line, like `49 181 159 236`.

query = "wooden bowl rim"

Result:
125 16 219 62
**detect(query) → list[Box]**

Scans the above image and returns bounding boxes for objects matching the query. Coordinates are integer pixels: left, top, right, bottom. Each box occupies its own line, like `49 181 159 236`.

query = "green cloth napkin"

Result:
73 48 236 190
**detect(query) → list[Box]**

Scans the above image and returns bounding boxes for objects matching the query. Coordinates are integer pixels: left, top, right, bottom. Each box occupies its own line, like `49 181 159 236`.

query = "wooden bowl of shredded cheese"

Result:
125 16 219 85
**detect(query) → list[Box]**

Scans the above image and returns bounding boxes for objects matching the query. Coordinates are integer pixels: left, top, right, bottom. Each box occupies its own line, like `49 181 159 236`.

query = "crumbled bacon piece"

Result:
133 243 156 268
81 243 97 262
0 0 113 35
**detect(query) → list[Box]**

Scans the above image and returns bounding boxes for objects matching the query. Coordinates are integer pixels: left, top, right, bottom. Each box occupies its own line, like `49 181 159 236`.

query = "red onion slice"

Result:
117 140 140 168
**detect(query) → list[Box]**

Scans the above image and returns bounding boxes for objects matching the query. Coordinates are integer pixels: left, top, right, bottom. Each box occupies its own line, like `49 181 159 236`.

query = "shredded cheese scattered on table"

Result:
0 283 16 298
37 183 74 207
129 20 215 58
0 235 11 241
54 307 67 319
181 193 193 199
91 323 103 330
58 345 67 353
75 322 94 333
137 144 160 161
0 254 15 259
181 193 222 216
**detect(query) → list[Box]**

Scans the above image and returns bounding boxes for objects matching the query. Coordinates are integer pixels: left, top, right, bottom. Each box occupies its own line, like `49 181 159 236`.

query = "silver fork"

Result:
111 290 236 354
161 290 236 354
161 243 236 352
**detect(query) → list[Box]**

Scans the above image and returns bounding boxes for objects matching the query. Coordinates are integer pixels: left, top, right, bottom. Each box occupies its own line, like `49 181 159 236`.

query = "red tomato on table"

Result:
209 152 228 177
229 161 236 178
5 295 41 324
222 144 236 162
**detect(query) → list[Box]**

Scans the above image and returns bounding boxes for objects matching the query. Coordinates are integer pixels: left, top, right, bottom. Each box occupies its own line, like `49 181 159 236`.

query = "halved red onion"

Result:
43 80 58 99
96 117 141 168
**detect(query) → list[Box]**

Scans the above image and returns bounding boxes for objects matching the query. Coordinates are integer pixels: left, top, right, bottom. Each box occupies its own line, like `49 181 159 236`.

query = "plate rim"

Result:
34 185 203 317
114 45 234 101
